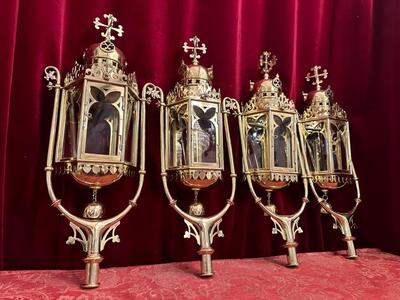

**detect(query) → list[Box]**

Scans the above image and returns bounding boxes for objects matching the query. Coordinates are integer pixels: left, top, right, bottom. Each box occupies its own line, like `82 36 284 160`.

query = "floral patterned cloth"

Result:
0 249 399 299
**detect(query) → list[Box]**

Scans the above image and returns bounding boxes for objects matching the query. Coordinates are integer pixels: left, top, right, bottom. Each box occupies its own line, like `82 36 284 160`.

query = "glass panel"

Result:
192 105 217 163
273 115 292 168
305 122 328 172
63 88 81 159
246 115 266 169
331 123 348 171
85 86 121 155
169 104 188 167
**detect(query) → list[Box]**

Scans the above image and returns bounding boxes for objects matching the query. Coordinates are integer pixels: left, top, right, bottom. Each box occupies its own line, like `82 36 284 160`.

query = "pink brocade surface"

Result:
0 248 399 299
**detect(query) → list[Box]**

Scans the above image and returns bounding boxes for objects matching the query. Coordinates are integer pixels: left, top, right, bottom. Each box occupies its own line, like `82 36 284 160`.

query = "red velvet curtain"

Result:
0 0 398 270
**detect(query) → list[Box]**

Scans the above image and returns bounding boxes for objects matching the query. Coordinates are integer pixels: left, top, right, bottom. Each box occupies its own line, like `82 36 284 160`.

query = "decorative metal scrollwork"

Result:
100 222 121 251
66 222 88 252
184 219 200 245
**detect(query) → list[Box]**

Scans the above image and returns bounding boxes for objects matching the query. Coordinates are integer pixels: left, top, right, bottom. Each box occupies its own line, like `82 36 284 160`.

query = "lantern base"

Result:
284 243 299 267
183 218 224 277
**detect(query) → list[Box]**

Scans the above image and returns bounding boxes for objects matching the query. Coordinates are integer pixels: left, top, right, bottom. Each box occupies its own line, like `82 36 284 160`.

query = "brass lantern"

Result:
44 14 162 288
227 51 309 266
298 66 361 258
159 36 236 276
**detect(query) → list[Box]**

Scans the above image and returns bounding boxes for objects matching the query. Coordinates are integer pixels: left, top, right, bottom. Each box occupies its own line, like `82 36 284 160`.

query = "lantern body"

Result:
243 75 298 190
165 63 224 190
54 42 140 188
299 88 352 190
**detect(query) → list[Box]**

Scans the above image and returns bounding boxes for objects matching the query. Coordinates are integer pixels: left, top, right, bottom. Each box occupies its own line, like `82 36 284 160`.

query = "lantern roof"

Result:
83 14 126 71
166 36 220 105
301 66 347 120
180 36 213 83
243 51 295 114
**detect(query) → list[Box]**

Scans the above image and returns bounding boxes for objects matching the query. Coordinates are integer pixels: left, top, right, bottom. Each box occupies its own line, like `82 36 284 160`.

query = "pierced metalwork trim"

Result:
312 174 352 184
223 97 241 115
64 61 85 86
85 64 127 83
66 223 88 252
271 216 303 241
100 222 121 251
184 219 200 245
251 172 298 183
243 92 296 114
143 83 163 104
210 219 224 244
54 162 135 176
301 101 347 120
170 169 222 181
44 66 61 90
166 82 221 105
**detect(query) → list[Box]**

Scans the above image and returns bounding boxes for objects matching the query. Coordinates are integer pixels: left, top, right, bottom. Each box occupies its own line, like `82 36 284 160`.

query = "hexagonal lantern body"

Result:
298 83 352 190
243 62 298 191
165 62 224 190
54 40 140 189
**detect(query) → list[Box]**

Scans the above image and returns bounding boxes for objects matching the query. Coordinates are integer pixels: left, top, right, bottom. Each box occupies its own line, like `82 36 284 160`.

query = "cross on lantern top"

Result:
93 14 124 43
182 36 207 65
259 51 277 79
305 66 328 91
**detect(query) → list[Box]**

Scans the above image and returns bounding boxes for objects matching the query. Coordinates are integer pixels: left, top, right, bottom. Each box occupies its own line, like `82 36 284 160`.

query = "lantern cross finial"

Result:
93 14 124 42
183 36 207 65
306 66 328 91
259 51 277 79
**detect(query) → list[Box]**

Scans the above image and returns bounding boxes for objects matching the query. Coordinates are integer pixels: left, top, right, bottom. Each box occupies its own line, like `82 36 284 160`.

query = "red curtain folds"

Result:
0 0 398 270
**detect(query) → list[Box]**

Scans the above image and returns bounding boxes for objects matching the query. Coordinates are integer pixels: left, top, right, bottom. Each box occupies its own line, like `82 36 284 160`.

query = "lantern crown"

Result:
180 36 213 85
83 14 126 74
249 51 282 97
302 67 347 120
245 51 295 114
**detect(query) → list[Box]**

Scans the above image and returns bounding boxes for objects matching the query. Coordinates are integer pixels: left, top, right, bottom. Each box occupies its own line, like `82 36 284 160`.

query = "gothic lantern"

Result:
227 51 308 266
298 66 361 258
159 36 236 276
44 14 161 288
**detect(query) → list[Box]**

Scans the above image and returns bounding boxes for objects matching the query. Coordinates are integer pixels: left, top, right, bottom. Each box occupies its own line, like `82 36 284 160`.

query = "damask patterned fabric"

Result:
0 249 399 299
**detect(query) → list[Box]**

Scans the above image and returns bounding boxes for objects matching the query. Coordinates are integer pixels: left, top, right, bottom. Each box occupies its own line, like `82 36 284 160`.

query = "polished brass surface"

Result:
44 14 161 288
228 51 309 267
298 66 361 259
159 36 236 277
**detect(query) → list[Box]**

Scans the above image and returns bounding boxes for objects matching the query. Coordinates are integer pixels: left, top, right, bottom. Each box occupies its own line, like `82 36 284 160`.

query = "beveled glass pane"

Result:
305 122 328 172
331 123 348 171
192 105 217 163
273 115 292 168
85 86 121 156
169 104 188 167
62 88 81 159
246 115 266 169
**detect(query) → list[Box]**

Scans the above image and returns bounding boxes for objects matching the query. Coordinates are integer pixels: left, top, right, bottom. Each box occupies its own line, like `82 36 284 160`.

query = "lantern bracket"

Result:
226 96 309 268
159 91 237 277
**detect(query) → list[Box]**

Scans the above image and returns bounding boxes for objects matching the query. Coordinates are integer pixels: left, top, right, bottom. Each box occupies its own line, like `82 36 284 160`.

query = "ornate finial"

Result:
305 66 328 91
259 51 277 79
93 14 124 43
182 36 207 65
